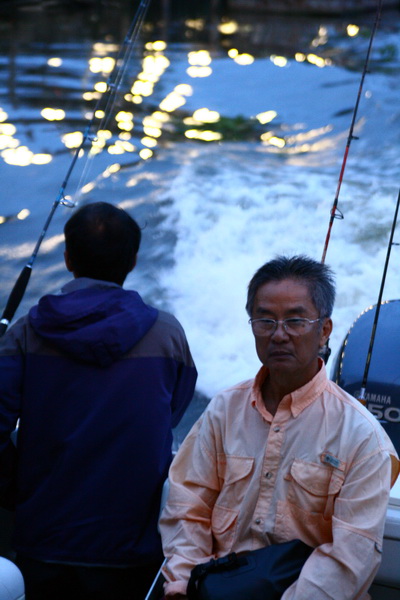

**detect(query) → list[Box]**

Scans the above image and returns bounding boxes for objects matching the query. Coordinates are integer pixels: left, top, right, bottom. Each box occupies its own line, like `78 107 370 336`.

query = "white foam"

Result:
157 145 400 397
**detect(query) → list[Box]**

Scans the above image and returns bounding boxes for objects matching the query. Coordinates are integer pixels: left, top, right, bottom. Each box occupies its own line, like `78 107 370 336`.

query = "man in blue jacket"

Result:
0 202 197 600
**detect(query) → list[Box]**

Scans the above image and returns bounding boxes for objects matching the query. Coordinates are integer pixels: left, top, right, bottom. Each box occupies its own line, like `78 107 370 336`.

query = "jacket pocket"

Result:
285 458 344 516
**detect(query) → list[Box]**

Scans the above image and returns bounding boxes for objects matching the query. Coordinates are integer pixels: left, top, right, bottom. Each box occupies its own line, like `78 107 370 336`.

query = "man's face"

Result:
251 278 332 383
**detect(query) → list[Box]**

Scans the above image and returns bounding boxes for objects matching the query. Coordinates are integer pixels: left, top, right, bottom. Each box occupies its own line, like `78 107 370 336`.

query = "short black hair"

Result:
246 255 336 318
64 202 141 285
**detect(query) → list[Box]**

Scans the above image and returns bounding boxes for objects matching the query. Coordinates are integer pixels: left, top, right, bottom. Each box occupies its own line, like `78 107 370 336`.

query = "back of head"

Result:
64 202 141 285
246 255 336 318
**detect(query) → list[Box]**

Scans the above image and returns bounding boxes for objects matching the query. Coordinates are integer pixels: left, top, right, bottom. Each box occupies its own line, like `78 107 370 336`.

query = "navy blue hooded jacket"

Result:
0 278 197 566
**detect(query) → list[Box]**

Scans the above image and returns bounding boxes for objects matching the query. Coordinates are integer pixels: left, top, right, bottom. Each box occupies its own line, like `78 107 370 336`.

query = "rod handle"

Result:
0 265 32 338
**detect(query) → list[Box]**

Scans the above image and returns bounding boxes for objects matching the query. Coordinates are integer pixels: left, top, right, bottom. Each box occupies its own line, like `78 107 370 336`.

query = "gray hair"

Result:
246 255 336 318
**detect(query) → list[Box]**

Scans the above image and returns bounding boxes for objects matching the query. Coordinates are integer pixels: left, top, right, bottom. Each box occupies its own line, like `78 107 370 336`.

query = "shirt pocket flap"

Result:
217 454 254 485
289 459 343 496
212 504 238 533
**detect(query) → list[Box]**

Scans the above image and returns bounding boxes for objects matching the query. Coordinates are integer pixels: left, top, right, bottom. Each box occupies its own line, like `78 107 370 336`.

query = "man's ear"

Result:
64 250 74 273
129 254 137 273
319 317 333 348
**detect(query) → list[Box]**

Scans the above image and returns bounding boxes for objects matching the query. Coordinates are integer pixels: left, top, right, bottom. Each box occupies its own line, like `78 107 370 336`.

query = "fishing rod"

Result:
72 0 151 200
318 0 383 364
357 186 400 405
321 0 383 264
0 0 152 338
144 560 166 600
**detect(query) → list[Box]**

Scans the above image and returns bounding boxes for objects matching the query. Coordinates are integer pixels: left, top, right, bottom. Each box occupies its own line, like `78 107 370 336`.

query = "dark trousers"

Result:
16 554 161 600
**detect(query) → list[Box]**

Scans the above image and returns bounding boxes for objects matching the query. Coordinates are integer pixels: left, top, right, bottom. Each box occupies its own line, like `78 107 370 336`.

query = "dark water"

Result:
1 0 400 444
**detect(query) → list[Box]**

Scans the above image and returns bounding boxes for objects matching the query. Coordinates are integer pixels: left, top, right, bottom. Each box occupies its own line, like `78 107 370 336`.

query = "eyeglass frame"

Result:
248 316 323 337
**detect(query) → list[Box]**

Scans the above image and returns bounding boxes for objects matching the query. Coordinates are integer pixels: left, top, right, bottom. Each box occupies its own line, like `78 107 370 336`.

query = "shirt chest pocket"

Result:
285 459 344 517
216 454 254 505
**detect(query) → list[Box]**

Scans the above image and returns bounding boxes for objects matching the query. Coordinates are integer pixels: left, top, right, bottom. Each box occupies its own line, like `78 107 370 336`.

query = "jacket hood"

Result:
29 281 158 367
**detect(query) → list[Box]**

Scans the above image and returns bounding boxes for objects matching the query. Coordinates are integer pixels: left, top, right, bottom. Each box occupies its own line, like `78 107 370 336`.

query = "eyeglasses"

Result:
249 317 321 337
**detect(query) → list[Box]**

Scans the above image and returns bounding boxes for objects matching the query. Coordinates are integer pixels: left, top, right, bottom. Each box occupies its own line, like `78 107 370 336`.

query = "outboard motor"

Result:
0 557 24 600
331 299 400 455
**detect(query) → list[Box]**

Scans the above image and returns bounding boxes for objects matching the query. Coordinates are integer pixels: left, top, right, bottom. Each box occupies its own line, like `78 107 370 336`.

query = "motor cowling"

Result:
0 557 24 600
330 299 400 455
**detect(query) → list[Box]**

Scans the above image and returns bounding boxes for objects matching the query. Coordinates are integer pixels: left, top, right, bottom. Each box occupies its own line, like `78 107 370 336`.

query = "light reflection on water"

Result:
1 3 397 178
0 2 400 440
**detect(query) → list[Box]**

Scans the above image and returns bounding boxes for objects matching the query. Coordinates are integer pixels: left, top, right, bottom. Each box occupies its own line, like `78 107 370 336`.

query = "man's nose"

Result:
271 321 290 339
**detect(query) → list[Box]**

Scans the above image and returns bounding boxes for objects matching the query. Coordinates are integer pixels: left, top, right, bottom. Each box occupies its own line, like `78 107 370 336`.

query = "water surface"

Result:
1 1 400 443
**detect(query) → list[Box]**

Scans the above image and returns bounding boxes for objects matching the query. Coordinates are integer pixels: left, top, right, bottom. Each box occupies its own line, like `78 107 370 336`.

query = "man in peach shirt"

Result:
160 255 399 600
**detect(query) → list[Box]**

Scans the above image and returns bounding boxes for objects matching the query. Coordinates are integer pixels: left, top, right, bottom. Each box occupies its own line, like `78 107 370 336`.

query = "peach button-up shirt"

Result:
160 360 399 599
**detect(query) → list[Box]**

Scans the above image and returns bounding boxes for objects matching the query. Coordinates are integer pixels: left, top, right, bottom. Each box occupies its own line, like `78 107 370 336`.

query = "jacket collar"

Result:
61 277 121 294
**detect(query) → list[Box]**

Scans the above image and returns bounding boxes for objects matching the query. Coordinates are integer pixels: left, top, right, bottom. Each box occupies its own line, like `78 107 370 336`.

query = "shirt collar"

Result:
251 358 328 421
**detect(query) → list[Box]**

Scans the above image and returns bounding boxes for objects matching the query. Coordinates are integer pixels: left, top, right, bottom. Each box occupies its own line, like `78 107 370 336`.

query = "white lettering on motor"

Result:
367 403 400 423
364 393 392 405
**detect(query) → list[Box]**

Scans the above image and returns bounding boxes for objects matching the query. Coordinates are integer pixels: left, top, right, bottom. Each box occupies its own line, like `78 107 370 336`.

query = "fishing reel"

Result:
319 340 332 365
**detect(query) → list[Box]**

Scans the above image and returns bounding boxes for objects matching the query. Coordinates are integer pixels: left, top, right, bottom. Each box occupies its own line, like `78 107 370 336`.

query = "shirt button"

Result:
255 518 261 525
265 472 273 479
273 426 280 432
